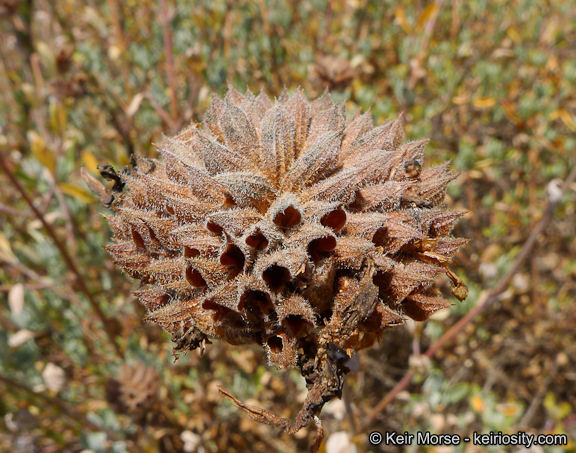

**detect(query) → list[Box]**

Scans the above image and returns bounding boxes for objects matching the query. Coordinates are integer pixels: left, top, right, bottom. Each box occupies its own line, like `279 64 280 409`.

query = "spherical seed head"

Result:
105 362 160 418
97 87 468 429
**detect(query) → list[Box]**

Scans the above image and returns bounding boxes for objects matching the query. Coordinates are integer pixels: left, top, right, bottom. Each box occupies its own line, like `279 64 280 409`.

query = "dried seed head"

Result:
88 87 469 435
105 362 161 420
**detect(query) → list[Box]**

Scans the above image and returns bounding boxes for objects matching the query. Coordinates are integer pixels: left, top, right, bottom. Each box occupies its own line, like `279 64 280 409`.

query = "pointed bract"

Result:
260 103 297 183
281 130 342 192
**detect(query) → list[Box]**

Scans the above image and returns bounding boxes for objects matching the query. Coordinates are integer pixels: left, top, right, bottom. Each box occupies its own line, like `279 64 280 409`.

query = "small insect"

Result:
404 156 423 179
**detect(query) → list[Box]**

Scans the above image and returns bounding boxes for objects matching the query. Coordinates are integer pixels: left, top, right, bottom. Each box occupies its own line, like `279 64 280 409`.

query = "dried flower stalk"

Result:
84 86 468 440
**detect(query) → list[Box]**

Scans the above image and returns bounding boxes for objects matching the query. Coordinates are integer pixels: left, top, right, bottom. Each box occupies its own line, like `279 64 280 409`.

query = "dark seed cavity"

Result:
320 208 346 232
273 205 301 229
132 229 146 249
267 335 283 353
206 221 224 235
146 225 161 245
262 265 291 292
184 246 200 258
307 236 337 263
220 243 245 268
239 290 273 314
372 227 388 246
185 266 207 287
284 315 308 335
202 299 232 321
245 230 269 250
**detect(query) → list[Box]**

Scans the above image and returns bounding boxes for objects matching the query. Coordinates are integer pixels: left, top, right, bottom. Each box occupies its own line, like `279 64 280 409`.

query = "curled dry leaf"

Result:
91 87 469 444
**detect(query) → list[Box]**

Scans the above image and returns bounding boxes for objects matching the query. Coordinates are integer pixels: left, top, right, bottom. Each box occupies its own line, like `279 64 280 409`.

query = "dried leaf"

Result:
42 363 66 392
416 4 439 30
8 283 24 316
59 182 95 203
0 231 17 264
9 329 37 348
125 92 145 117
81 152 100 174
29 131 56 173
394 6 411 33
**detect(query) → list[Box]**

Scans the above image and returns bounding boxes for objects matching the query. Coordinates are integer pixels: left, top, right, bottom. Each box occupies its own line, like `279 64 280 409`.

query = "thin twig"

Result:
39 178 56 214
158 0 179 125
51 174 79 255
144 93 177 130
362 165 576 428
0 280 68 292
0 202 34 218
0 155 124 358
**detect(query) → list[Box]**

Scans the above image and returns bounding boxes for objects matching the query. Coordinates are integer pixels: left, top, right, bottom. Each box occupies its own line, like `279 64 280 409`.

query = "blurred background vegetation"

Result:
1 0 575 451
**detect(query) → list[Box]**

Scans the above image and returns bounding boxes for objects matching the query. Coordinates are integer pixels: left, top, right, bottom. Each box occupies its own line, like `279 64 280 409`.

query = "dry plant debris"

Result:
84 87 468 438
